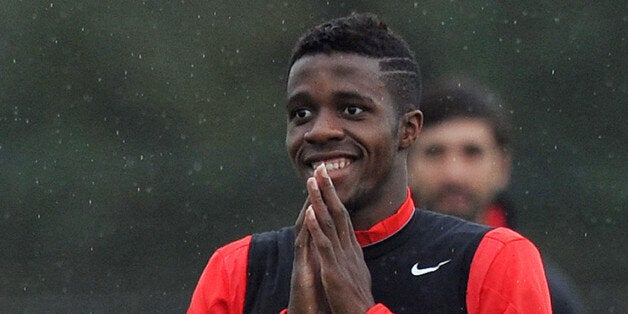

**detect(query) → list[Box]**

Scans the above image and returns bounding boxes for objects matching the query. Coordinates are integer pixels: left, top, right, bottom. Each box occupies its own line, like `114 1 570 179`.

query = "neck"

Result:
351 191 408 231
349 170 409 231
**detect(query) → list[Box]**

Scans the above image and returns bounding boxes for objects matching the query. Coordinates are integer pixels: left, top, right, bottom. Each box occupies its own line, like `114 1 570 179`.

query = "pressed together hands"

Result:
288 164 376 313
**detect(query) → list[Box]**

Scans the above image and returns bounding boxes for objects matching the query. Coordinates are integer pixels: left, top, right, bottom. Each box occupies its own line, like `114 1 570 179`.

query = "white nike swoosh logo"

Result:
411 259 452 276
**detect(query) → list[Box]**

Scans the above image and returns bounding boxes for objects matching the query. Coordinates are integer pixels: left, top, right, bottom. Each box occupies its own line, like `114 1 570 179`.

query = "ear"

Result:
399 109 423 149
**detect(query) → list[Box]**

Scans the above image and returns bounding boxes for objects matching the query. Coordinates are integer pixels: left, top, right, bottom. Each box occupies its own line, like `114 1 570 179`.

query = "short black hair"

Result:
288 12 421 116
421 76 512 151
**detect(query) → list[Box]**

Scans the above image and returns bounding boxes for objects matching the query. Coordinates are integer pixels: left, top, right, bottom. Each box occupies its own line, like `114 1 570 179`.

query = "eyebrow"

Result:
286 92 311 108
332 91 373 103
286 91 374 108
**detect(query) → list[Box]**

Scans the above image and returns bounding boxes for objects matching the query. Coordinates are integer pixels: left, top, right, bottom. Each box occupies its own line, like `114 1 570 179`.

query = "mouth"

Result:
436 190 472 209
311 157 352 172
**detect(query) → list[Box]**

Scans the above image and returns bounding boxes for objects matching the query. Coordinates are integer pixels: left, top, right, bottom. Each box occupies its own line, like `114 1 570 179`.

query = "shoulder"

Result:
414 209 491 239
188 235 254 312
483 226 528 243
472 227 542 271
402 209 491 261
247 227 295 264
467 227 551 313
475 227 544 260
213 226 294 259
251 226 295 244
211 227 295 266
212 235 253 263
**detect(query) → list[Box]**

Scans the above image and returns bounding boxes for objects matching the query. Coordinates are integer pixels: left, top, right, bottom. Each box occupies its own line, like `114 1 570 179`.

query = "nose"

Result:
440 154 468 184
304 109 344 143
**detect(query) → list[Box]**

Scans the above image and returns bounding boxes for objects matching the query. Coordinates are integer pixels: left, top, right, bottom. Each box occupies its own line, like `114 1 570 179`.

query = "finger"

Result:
307 173 339 244
316 165 357 249
295 196 311 231
290 213 324 314
294 207 311 257
305 205 336 264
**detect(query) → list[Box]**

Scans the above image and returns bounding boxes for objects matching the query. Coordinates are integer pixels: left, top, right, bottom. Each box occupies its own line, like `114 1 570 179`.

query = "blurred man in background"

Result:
408 76 586 313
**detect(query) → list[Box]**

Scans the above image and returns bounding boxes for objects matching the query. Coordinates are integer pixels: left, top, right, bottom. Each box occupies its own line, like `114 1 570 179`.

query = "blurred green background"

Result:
1 1 625 312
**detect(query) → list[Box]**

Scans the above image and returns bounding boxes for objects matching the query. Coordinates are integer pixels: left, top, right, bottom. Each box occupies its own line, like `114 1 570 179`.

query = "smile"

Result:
311 158 352 171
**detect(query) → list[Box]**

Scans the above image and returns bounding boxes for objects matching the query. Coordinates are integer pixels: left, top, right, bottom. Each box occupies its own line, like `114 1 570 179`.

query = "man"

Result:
408 76 585 313
189 13 551 313
407 77 513 225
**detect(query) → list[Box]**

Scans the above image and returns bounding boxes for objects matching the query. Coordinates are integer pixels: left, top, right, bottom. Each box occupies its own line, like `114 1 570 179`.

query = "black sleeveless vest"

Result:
244 209 490 313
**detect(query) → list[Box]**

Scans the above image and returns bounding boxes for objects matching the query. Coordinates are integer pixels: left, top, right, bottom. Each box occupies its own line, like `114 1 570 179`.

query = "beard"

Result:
425 184 484 222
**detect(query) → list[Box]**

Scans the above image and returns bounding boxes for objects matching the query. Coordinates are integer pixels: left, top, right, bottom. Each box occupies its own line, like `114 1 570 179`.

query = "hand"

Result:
288 197 331 314
305 164 375 313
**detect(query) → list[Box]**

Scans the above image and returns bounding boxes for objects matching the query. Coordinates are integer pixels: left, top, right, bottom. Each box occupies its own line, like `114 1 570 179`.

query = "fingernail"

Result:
321 163 329 178
315 163 325 175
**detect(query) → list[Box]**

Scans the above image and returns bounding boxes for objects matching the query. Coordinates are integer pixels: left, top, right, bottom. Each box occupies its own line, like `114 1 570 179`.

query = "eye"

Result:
291 108 312 119
425 145 444 157
463 145 483 157
343 105 364 115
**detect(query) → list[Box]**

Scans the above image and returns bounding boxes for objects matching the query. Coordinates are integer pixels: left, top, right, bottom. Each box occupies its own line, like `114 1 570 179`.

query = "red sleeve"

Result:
466 227 552 313
188 235 252 314
365 303 394 313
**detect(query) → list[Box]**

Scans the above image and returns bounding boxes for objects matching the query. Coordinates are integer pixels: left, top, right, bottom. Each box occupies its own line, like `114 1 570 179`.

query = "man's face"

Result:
408 118 511 222
285 53 403 212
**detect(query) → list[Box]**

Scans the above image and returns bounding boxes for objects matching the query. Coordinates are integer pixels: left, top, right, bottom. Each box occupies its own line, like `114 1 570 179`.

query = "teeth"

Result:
312 159 351 171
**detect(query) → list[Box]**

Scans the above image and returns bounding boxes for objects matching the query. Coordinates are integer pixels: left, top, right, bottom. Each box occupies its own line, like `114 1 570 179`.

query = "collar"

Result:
483 203 508 227
354 188 415 247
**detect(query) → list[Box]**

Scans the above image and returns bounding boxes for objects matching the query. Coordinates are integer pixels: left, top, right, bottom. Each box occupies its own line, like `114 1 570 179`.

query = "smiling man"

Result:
189 13 551 313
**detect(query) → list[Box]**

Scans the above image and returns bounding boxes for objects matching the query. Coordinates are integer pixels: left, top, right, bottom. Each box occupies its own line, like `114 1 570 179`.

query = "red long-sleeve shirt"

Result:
189 193 551 313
